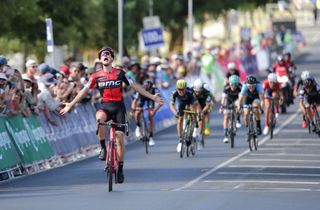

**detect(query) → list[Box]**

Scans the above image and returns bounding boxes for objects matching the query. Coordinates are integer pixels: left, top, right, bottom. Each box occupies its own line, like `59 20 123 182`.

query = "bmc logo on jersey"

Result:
98 80 121 88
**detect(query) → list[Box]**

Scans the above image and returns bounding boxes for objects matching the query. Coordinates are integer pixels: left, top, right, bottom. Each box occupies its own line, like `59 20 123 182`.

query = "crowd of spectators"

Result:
0 28 301 125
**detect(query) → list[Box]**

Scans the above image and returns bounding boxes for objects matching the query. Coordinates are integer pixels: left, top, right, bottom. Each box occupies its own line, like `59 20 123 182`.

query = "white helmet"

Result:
193 79 203 92
227 62 236 70
267 73 277 83
301 71 310 81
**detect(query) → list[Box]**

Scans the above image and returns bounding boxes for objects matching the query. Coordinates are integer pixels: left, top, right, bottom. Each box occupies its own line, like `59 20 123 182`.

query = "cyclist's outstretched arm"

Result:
130 83 164 105
59 86 90 115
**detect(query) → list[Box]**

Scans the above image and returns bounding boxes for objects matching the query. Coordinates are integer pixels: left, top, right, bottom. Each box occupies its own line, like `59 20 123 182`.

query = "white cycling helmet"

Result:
193 79 203 92
301 70 310 81
267 73 277 83
227 62 236 70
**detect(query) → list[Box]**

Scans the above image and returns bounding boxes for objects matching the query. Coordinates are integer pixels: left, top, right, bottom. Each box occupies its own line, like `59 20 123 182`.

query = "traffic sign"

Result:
142 28 164 49
46 18 54 53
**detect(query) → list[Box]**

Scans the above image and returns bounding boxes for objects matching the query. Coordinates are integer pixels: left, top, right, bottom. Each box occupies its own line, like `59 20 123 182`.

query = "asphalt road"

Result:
1 26 320 210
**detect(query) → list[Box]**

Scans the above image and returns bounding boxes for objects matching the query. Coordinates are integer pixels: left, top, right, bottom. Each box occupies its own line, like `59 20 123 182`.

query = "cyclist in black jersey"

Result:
220 75 242 143
170 79 198 153
296 70 312 128
224 62 241 86
192 79 216 143
132 79 162 146
299 77 320 132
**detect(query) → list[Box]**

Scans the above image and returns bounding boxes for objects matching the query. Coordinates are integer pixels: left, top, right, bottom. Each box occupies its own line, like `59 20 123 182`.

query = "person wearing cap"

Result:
38 73 61 125
0 72 9 115
60 46 165 184
77 63 87 79
25 59 38 83
22 74 39 116
0 55 8 72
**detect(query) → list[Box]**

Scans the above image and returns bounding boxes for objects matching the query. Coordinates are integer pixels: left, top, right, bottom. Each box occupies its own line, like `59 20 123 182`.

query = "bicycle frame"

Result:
96 120 128 192
246 105 258 151
180 110 197 158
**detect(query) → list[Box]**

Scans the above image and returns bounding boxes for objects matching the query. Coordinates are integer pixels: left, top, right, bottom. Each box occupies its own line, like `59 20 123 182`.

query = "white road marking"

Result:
239 158 320 163
217 171 320 177
249 153 320 157
228 165 320 169
202 180 320 185
172 111 299 191
267 143 320 147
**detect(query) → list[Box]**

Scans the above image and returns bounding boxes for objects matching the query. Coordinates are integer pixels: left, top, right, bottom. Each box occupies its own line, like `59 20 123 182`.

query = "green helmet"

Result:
229 75 239 85
176 79 187 89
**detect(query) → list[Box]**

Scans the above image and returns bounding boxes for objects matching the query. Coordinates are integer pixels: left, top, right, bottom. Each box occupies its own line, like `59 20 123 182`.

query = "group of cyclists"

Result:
59 47 320 184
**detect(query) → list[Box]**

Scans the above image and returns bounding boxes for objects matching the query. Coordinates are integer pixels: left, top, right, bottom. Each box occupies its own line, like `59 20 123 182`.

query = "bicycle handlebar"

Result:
96 120 129 136
183 109 197 114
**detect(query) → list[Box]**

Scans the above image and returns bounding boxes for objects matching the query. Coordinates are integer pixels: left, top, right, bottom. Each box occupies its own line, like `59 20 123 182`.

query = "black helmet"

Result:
246 75 257 85
303 78 313 88
98 47 114 59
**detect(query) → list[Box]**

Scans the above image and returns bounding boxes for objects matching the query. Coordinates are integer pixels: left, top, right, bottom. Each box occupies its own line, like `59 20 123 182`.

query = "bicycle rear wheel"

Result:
191 138 196 156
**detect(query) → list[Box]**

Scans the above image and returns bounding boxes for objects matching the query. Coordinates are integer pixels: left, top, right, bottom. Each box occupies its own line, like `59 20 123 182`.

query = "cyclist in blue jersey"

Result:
237 75 264 135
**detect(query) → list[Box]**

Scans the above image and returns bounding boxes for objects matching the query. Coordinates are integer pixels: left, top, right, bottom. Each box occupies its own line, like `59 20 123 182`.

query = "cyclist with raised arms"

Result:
170 79 198 153
220 75 242 143
262 73 283 135
192 79 216 145
237 75 264 135
60 47 165 184
299 77 320 132
132 79 162 146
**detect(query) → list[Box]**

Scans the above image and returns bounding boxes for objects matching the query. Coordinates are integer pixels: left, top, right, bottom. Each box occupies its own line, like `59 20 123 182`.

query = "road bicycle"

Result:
135 107 150 154
180 110 197 158
268 97 276 139
224 104 238 148
246 105 259 151
96 120 129 192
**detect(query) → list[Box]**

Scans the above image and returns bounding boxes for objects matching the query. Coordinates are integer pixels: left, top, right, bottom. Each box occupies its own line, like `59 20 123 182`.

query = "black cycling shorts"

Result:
137 98 155 109
97 102 126 132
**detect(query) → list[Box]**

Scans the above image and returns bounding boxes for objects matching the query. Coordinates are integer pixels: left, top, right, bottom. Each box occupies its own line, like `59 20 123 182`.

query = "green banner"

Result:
5 114 54 165
0 117 20 171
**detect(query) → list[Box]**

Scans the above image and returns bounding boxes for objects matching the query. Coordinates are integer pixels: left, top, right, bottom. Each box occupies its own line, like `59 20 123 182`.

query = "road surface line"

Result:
217 171 320 177
248 153 320 157
202 180 320 185
239 158 320 163
172 111 299 191
228 165 320 169
267 143 320 147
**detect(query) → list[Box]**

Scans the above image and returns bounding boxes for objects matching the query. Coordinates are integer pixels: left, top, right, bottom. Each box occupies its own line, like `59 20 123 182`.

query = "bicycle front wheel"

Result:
180 123 189 158
108 142 114 192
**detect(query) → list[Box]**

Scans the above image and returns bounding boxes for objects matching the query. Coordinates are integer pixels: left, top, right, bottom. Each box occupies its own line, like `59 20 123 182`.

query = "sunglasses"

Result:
177 88 185 91
101 51 111 56
31 65 38 68
248 84 256 88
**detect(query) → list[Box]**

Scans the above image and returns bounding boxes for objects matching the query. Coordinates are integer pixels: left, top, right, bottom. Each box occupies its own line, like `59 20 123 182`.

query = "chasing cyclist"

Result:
219 75 242 143
262 73 284 135
237 75 264 135
224 62 240 86
295 71 312 128
192 79 216 146
132 79 163 146
170 79 198 153
299 77 320 132
60 47 165 184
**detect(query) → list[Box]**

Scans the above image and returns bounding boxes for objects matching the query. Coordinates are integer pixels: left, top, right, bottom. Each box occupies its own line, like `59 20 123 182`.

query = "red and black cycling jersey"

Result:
88 68 132 102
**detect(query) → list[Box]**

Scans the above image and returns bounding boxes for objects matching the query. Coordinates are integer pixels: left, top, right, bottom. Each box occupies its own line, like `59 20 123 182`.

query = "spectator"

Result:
22 74 39 116
37 73 60 125
0 55 8 72
25 59 38 83
77 63 87 79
